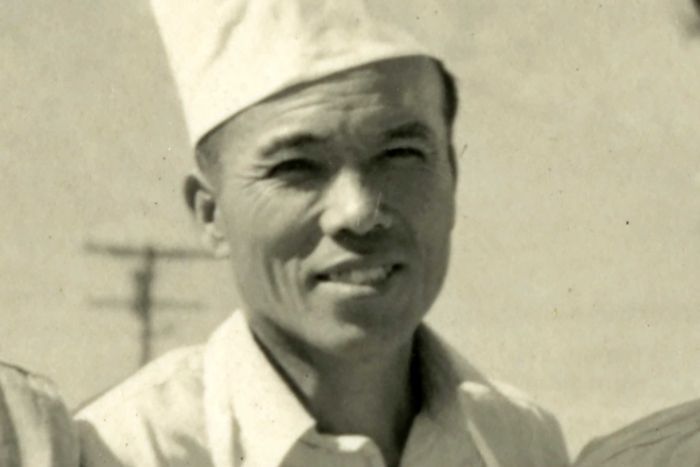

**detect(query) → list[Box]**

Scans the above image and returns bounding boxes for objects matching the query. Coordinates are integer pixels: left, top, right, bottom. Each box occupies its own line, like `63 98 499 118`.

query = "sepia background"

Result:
2 0 699 456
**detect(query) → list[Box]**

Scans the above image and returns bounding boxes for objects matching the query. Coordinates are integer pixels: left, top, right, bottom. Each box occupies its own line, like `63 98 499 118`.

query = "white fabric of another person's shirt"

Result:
76 311 569 467
0 363 79 467
575 399 700 467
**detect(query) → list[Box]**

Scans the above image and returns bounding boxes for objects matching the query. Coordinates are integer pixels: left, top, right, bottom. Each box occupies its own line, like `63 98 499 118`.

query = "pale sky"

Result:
1 0 700 456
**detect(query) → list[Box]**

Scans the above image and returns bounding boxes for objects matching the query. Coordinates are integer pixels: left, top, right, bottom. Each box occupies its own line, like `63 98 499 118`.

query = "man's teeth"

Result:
327 266 392 284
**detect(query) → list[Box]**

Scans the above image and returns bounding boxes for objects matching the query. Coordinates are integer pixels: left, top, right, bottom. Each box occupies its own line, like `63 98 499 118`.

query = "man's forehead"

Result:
257 121 440 159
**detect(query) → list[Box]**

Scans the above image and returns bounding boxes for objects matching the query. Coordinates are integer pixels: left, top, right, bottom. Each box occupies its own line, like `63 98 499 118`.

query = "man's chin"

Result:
302 305 424 353
307 325 416 359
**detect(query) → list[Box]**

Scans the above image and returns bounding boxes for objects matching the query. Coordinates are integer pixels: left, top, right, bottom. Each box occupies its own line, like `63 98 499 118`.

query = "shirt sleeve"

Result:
574 400 700 467
575 432 700 467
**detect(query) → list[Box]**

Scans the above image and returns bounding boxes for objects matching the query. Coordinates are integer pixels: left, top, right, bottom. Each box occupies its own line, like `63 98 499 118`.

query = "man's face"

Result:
207 57 456 357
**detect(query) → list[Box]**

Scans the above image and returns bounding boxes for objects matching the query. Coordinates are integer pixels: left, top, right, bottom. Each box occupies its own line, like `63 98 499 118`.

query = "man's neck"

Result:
253 330 421 467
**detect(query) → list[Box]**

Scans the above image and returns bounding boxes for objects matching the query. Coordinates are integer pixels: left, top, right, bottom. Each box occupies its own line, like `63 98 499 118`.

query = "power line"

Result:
85 241 213 367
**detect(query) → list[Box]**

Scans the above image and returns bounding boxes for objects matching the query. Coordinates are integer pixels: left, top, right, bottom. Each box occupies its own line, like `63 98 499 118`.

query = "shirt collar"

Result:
204 311 315 467
206 311 489 467
413 325 489 422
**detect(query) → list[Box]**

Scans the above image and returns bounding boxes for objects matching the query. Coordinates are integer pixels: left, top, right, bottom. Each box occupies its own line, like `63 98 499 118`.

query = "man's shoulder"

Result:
575 399 700 467
460 376 566 443
76 346 210 466
426 331 562 430
424 331 569 465
78 345 205 418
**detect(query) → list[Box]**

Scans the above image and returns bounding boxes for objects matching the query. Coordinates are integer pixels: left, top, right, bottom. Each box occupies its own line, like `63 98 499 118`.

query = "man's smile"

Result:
314 260 405 293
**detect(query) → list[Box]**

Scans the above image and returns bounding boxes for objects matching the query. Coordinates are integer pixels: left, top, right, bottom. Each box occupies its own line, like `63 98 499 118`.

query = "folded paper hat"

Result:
150 0 445 148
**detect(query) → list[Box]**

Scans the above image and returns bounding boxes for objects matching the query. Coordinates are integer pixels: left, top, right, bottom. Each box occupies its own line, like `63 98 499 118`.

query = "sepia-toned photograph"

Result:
1 1 699 465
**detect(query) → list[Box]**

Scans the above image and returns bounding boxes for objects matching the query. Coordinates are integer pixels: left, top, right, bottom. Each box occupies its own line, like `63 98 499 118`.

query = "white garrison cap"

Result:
150 0 441 147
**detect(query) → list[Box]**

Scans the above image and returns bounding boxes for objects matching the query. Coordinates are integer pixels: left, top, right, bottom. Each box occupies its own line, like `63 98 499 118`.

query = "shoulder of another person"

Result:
0 361 73 421
0 361 55 394
0 362 79 466
75 346 208 466
575 399 700 467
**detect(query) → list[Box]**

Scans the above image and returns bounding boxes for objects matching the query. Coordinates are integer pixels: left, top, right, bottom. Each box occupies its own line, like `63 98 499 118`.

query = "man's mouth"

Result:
317 264 401 286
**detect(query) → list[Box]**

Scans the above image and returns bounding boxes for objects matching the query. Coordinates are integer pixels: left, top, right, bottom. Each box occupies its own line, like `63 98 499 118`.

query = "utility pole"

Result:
85 241 213 367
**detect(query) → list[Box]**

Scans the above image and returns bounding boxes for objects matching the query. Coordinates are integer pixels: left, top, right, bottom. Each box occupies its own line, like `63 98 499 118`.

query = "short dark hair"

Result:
196 60 460 177
437 62 459 133
436 62 460 177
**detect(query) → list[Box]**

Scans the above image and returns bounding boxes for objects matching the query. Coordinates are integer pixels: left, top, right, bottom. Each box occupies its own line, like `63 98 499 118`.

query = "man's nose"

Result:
320 169 393 237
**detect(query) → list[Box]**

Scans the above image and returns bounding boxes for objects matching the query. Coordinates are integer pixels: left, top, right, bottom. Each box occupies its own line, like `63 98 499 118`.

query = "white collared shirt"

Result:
575 399 700 467
0 363 79 467
76 312 569 467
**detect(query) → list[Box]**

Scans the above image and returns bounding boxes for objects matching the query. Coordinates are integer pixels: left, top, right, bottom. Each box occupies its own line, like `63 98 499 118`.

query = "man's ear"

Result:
184 173 230 258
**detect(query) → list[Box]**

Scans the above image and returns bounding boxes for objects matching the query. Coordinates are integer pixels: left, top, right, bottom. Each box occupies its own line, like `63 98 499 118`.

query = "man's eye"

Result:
267 159 319 178
382 147 426 161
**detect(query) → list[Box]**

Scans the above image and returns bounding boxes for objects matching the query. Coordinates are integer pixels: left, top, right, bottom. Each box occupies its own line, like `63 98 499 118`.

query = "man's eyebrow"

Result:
261 133 328 158
383 121 435 142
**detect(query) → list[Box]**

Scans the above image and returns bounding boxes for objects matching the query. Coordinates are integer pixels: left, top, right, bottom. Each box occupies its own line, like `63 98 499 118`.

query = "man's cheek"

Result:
402 191 452 231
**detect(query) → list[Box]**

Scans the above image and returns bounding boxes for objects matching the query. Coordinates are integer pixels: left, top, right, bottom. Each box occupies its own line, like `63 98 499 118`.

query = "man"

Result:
0 362 78 466
76 1 570 466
